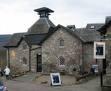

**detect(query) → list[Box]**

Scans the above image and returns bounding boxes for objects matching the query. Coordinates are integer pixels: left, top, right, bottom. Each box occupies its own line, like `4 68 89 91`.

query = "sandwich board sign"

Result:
94 42 105 59
50 73 61 86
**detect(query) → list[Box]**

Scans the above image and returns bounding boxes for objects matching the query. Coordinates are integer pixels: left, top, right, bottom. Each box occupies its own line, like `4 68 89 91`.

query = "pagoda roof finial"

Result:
34 7 54 18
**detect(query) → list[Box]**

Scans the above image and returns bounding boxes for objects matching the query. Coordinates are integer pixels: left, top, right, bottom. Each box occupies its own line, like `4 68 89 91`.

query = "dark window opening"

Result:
59 39 64 47
96 45 103 55
59 56 65 66
23 44 27 49
23 57 27 64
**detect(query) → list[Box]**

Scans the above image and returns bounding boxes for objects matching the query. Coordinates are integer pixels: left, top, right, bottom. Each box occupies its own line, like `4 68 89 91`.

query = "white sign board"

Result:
50 73 61 86
94 42 105 59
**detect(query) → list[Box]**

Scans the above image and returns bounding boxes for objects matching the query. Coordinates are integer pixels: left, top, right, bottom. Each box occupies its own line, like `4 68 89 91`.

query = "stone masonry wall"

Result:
83 43 94 72
83 42 103 73
30 45 41 72
105 26 111 68
9 40 29 73
42 28 83 74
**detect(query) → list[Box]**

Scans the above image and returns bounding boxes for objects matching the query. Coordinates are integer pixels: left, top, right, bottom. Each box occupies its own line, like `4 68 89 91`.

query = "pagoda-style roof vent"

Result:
27 7 55 34
34 7 54 18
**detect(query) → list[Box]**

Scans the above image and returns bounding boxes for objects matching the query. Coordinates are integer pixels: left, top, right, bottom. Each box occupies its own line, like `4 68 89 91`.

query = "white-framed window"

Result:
59 56 65 66
94 42 105 59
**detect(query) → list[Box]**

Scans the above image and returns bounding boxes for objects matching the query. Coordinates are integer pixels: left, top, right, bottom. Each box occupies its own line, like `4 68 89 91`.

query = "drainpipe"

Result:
7 48 10 68
81 43 84 73
29 46 31 71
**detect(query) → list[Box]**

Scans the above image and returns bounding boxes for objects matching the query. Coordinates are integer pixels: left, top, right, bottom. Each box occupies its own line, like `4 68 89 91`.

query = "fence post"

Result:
100 72 103 87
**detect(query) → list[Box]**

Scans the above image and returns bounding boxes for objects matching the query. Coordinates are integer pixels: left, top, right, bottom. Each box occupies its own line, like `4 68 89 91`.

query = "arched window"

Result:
59 39 64 47
22 57 27 64
59 56 65 66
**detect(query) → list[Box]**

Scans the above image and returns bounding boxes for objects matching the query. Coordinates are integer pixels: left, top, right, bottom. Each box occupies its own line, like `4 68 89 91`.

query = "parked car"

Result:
0 81 7 91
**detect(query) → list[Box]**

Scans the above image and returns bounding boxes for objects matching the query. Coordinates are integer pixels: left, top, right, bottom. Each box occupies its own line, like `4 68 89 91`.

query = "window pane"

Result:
60 39 64 46
59 56 65 65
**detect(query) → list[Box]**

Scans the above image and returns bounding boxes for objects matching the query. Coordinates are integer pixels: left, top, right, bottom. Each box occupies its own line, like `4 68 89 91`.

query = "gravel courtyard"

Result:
4 76 101 91
0 72 108 91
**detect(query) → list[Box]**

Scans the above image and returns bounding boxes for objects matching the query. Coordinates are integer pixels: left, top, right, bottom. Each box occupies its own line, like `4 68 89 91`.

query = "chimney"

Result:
34 7 54 18
105 16 111 24
67 25 75 30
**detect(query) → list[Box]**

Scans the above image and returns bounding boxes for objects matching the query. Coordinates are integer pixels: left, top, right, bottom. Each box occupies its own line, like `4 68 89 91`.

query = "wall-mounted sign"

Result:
94 42 105 59
50 73 61 86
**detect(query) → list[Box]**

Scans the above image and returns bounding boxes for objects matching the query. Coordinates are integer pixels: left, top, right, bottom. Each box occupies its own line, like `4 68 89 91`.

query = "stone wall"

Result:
42 28 83 74
83 43 94 72
106 26 111 62
30 45 41 72
104 26 111 68
9 40 29 73
83 42 103 73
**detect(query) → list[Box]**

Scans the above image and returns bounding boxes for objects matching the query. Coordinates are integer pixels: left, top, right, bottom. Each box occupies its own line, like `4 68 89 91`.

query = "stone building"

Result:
4 7 104 74
98 16 111 72
75 24 104 72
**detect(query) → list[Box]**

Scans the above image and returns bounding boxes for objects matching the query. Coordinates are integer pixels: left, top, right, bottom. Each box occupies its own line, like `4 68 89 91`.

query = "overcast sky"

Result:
0 0 111 34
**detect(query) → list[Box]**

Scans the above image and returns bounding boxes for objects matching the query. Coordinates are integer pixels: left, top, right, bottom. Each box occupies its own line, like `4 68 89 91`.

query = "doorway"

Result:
36 54 42 72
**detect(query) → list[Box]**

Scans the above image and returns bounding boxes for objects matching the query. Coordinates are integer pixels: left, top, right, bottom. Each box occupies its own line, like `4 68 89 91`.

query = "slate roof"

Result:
24 34 47 46
4 33 25 47
40 25 84 44
74 23 104 42
98 21 111 35
86 23 104 30
34 7 54 13
27 7 55 34
27 18 55 34
4 30 52 48
4 23 104 48
0 35 11 50
40 24 104 43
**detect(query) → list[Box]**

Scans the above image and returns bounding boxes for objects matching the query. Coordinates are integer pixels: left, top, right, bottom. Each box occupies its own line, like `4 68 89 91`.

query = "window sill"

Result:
59 65 65 67
59 46 64 48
